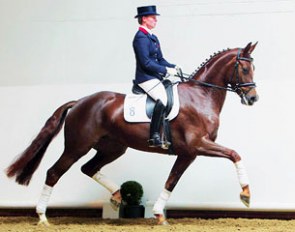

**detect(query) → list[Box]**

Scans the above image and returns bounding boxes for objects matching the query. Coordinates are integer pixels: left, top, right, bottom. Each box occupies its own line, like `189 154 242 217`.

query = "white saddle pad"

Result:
124 84 180 123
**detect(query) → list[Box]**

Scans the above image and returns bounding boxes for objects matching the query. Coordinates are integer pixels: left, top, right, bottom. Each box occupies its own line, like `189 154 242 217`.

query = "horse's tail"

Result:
6 100 77 186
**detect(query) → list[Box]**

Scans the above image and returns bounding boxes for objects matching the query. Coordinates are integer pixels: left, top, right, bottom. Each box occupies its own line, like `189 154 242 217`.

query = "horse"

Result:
6 42 258 225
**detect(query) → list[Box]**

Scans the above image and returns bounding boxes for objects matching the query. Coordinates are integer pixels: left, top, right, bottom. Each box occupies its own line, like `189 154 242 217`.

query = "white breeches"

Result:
138 79 167 106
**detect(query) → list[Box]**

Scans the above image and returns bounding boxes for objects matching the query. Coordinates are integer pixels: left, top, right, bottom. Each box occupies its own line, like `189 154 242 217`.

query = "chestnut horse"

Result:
6 42 258 225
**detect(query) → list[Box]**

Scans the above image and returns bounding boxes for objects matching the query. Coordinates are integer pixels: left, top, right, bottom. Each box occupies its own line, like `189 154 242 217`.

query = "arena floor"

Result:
1 217 295 232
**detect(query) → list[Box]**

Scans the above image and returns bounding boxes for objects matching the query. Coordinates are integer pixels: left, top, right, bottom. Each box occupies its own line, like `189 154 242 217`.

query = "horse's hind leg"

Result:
81 138 127 210
36 148 90 225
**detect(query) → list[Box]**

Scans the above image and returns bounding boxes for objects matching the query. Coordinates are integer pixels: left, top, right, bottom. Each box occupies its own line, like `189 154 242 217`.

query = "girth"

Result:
132 79 174 118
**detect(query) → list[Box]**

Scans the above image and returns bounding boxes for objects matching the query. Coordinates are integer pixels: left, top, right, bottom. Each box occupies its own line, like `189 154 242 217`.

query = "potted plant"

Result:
119 180 145 218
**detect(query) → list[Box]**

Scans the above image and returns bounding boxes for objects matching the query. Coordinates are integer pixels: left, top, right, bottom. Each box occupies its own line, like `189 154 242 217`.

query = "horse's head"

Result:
229 42 259 106
184 42 259 106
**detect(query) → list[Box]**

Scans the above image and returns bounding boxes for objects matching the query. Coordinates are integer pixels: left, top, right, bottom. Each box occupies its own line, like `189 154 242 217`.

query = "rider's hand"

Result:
175 65 182 70
166 67 178 76
175 65 183 76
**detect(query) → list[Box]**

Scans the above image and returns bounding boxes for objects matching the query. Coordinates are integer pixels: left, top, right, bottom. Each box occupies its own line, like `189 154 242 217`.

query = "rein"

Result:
177 49 256 93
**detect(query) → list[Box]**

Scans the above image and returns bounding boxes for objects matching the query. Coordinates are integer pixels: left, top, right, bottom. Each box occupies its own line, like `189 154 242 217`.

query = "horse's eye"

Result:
242 67 249 75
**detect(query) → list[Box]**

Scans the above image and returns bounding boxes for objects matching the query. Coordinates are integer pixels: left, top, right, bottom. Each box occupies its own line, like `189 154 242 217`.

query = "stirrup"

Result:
148 138 171 150
161 141 171 150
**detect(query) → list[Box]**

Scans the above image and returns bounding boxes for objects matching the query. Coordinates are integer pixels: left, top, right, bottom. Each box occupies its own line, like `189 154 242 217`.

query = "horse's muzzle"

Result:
238 86 259 106
241 93 259 106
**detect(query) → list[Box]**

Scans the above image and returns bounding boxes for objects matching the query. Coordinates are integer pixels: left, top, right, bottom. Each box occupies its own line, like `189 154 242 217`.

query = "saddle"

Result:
124 80 179 123
124 80 180 154
131 79 174 118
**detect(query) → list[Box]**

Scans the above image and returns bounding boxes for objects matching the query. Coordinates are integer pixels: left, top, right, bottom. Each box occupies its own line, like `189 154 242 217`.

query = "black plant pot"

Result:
119 205 145 218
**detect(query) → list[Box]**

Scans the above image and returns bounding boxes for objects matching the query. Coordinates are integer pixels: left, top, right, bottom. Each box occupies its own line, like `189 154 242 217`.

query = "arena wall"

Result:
0 0 294 212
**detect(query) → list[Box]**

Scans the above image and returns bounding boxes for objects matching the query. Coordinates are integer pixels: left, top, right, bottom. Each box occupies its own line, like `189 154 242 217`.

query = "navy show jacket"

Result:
133 27 175 84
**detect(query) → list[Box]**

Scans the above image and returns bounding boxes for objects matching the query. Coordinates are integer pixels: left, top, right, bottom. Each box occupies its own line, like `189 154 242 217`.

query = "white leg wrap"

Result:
38 213 49 226
92 171 120 194
36 184 53 215
235 161 250 187
153 189 171 215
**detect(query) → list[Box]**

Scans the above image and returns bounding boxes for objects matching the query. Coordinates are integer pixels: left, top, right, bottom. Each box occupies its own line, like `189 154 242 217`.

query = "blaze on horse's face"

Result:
236 42 259 106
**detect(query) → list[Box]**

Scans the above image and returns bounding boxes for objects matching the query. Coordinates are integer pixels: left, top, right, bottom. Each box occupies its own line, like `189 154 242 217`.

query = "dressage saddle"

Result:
131 79 174 118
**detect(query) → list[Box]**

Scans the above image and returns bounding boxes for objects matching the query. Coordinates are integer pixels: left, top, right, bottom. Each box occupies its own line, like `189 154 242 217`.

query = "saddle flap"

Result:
124 83 180 123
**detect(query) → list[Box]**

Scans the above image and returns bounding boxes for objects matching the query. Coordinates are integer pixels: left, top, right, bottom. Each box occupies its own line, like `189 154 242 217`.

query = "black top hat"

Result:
135 5 160 18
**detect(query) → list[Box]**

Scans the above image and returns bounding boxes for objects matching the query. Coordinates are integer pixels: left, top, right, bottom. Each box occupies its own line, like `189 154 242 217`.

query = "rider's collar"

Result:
139 25 153 35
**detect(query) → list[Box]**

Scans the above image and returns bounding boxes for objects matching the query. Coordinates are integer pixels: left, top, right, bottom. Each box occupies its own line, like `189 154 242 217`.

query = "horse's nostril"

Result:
248 95 258 105
253 95 259 102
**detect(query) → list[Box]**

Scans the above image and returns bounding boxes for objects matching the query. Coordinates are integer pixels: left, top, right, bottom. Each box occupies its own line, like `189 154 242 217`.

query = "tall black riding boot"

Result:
148 100 170 148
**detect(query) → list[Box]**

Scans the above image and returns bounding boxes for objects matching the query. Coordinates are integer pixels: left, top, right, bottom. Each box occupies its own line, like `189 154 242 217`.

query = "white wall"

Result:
1 0 295 211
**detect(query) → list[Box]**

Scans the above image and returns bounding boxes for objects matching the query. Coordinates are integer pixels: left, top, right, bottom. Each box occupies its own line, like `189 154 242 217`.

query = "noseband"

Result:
180 48 256 94
230 48 256 92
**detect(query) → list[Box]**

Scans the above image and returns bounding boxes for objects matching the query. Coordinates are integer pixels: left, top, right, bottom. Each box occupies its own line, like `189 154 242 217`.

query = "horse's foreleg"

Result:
154 156 195 225
198 135 250 207
235 161 250 207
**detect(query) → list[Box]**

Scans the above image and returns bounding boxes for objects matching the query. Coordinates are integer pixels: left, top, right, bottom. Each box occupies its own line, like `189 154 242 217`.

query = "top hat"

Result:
135 5 160 18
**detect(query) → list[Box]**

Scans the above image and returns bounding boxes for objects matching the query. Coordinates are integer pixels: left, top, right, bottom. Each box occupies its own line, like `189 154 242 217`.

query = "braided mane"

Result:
189 48 231 79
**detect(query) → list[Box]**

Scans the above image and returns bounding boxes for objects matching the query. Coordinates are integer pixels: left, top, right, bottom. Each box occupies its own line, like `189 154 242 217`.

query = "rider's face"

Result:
142 15 157 30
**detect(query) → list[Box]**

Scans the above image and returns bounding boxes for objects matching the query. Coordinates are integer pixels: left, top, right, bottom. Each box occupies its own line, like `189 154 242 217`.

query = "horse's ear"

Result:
249 41 258 54
244 42 258 54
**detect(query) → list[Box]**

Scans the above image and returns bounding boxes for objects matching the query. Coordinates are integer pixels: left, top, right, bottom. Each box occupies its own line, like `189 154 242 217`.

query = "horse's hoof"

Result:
37 219 50 226
110 197 121 211
155 214 169 226
240 193 250 207
37 213 50 226
158 220 169 226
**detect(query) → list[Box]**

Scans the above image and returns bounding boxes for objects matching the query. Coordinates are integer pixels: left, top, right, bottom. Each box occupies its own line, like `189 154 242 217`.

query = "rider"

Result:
133 5 179 148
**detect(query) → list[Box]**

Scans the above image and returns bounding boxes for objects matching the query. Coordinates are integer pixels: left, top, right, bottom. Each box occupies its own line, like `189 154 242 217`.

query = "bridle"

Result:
178 48 256 94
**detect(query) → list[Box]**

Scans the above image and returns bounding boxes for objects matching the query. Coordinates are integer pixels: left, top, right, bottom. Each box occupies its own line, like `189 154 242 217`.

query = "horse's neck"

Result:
197 52 233 86
189 82 227 115
193 60 231 114
194 49 236 114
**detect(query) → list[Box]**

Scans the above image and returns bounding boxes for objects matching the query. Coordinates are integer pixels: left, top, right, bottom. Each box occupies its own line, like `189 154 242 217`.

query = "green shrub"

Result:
120 181 143 206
